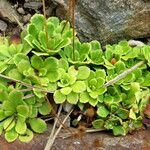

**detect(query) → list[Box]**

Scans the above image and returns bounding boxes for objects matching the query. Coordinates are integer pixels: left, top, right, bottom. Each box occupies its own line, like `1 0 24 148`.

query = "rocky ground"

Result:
0 0 41 35
0 125 150 150
0 0 149 45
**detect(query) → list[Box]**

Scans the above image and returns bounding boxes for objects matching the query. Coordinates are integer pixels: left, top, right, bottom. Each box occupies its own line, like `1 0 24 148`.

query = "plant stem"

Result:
71 0 76 61
61 0 76 60
61 0 72 34
60 0 70 35
44 109 73 150
42 0 46 18
61 21 68 34
42 0 49 48
103 61 145 88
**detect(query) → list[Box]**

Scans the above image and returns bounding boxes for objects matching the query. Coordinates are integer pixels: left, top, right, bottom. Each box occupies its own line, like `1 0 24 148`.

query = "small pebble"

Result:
0 0 21 23
17 7 25 15
23 14 31 23
128 40 145 47
0 20 7 32
63 102 73 113
73 141 81 145
13 3 18 9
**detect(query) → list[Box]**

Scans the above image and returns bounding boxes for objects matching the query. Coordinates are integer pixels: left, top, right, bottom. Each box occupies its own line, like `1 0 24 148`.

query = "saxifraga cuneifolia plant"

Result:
0 1 150 143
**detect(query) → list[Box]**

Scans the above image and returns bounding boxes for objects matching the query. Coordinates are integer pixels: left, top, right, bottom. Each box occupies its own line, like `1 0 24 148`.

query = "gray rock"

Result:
0 20 7 32
23 14 31 23
63 102 74 113
17 7 25 15
0 0 21 23
24 2 42 10
128 40 145 47
51 0 150 45
0 0 21 24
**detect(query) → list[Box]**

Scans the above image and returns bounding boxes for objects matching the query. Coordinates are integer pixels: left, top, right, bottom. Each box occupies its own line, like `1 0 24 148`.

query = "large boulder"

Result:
51 0 150 45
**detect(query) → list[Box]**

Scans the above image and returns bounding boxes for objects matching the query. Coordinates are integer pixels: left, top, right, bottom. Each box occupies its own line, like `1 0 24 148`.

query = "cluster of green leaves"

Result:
25 14 73 56
92 41 150 135
53 65 106 107
59 40 104 65
0 31 51 142
0 14 150 143
0 82 51 142
0 35 31 73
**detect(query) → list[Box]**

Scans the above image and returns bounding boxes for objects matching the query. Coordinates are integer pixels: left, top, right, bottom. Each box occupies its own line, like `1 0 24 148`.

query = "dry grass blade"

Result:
44 108 74 150
49 104 63 139
19 88 33 92
0 73 53 93
86 128 106 133
45 95 75 136
23 94 35 99
103 61 145 88
44 117 54 122
58 128 106 139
